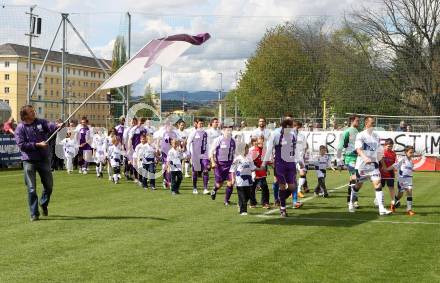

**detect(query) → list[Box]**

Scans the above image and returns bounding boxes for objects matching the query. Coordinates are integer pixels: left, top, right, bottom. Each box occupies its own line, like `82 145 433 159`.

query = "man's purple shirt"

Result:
14 118 57 161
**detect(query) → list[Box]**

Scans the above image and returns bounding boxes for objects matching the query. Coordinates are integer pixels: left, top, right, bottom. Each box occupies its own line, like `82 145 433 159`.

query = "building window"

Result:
50 90 53 96
50 78 53 85
44 90 47 95
56 91 59 96
56 78 59 84
67 68 70 74
51 66 54 72
73 69 76 75
4 74 9 80
38 83 42 90
45 77 48 83
45 65 48 71
38 95 42 101
4 99 9 104
4 87 10 94
4 61 10 67
57 67 60 73
33 63 36 70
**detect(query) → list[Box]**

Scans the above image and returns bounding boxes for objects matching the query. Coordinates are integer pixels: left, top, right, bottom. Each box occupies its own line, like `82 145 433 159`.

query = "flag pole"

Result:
45 87 101 143
46 38 161 143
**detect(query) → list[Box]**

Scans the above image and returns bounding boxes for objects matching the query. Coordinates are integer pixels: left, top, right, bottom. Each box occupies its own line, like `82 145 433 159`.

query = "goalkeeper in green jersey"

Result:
336 115 360 208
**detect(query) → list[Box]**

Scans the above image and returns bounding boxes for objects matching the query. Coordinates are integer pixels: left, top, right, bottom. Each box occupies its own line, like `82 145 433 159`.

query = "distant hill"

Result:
160 91 224 102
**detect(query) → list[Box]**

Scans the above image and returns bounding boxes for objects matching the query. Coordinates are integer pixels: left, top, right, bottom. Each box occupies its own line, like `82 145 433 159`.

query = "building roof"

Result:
0 43 112 70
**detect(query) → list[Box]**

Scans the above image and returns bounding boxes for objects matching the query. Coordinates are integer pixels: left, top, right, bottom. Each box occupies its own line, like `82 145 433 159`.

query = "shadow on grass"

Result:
43 215 168 221
247 211 381 227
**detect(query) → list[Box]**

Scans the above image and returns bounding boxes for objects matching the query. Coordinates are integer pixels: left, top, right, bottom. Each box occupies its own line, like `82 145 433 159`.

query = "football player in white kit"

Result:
384 145 416 216
59 130 78 174
176 120 191 178
349 116 392 215
251 117 272 141
206 118 222 151
92 127 108 178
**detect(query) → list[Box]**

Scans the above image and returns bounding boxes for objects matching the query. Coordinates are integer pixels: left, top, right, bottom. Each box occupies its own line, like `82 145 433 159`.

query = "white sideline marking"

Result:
255 215 440 226
263 183 347 216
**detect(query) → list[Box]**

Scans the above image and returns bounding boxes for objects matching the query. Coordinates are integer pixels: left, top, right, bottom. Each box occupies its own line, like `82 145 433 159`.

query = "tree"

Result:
350 0 440 115
110 36 128 118
324 26 401 116
136 84 157 118
234 24 315 118
194 107 216 118
286 20 331 116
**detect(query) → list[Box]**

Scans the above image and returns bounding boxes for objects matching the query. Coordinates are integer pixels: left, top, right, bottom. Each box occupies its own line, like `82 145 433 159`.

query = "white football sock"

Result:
375 190 385 210
298 177 306 192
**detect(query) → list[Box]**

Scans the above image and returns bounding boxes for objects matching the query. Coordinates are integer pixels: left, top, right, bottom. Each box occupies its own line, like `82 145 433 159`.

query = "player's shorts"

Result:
141 163 156 179
381 178 395 188
112 166 121 174
192 158 211 172
317 169 326 179
296 163 308 174
398 177 413 191
161 152 168 163
125 151 134 162
94 150 106 163
344 157 357 176
80 149 93 162
214 161 233 183
275 161 297 186
356 163 381 183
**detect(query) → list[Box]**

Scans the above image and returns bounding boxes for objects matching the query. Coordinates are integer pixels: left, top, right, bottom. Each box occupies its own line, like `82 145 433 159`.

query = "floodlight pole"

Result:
160 66 163 118
61 13 68 121
218 72 223 122
126 12 131 117
29 18 63 99
234 71 239 126
26 5 37 104
65 16 126 117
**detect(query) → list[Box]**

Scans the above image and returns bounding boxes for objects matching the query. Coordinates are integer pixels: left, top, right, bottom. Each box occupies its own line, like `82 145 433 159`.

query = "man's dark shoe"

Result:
41 206 48 216
30 215 39 222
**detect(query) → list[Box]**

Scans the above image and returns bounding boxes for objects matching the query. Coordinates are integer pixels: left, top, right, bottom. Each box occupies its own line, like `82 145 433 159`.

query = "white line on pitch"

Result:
255 215 440 225
263 183 348 216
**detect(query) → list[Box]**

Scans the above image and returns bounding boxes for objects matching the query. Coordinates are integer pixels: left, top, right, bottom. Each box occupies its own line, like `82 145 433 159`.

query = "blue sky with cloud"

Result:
1 0 374 95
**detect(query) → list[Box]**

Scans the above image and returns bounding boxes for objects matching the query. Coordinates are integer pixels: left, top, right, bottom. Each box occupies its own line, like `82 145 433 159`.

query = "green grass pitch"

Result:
0 169 439 282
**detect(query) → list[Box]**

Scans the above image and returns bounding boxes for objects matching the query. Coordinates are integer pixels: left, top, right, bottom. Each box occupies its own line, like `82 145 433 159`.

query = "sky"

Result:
1 0 375 96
